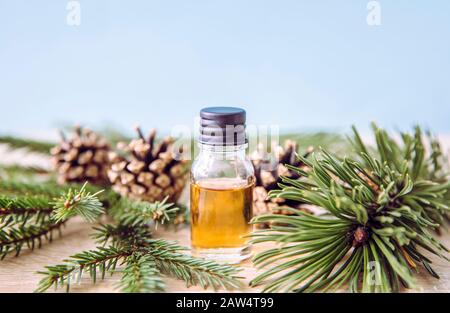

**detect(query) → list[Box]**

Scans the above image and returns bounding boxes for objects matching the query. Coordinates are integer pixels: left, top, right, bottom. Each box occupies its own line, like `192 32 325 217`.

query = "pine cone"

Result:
51 126 110 185
251 140 313 228
107 127 187 203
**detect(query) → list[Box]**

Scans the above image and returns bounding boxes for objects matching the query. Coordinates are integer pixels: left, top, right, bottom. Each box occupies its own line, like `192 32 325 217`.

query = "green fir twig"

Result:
0 196 55 225
0 135 54 154
35 245 132 293
37 199 242 293
51 182 104 223
118 253 165 293
0 221 66 259
108 196 179 227
0 182 105 258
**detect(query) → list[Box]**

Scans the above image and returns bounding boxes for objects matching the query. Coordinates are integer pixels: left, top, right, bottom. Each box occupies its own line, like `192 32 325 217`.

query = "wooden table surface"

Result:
0 216 449 293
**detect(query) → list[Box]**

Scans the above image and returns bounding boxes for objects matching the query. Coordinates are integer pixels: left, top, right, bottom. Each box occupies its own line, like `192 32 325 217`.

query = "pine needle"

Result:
251 125 450 293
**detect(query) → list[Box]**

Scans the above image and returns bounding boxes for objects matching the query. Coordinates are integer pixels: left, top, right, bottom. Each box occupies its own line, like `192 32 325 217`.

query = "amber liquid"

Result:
190 178 254 250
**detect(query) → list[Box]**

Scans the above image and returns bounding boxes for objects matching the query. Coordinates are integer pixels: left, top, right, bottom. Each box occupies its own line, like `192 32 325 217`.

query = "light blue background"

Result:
1 1 449 138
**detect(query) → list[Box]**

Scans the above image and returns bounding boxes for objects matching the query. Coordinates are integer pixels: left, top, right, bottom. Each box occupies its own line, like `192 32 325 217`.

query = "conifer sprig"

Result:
37 208 242 293
92 222 151 248
0 179 179 260
36 230 243 293
0 180 67 198
148 239 243 290
51 182 104 223
118 253 165 293
108 196 179 228
349 124 450 227
35 245 131 293
251 126 450 293
0 183 104 258
0 164 50 178
93 218 242 291
0 221 65 259
0 135 54 154
0 196 54 225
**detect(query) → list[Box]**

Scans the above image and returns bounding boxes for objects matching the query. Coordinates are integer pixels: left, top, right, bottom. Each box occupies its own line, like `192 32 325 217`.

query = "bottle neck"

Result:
198 143 247 159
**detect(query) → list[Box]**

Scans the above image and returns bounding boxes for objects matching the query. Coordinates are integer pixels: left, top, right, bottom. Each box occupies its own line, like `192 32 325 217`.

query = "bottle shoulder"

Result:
191 153 254 182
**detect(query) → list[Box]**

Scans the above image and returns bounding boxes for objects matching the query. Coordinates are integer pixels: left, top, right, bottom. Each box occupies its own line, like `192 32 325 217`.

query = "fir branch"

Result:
251 128 450 293
0 182 106 259
0 179 105 200
170 202 190 227
0 182 105 226
118 253 165 293
35 245 131 293
0 195 54 225
95 221 243 291
0 135 54 154
146 239 243 291
0 221 65 259
91 222 153 248
0 180 67 198
93 215 242 291
51 182 104 223
37 221 242 293
108 196 179 227
0 164 50 179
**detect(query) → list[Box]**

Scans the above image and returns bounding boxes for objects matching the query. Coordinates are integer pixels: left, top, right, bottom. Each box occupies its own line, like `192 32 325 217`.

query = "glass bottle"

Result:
190 107 255 263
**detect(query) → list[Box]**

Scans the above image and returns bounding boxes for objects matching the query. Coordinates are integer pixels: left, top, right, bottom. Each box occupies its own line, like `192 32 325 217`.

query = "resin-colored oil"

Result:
190 178 253 261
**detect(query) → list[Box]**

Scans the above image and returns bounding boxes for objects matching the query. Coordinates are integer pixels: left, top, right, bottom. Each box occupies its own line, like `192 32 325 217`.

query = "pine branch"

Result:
51 182 104 223
427 130 449 181
279 132 348 154
0 221 65 259
350 124 450 225
251 127 450 293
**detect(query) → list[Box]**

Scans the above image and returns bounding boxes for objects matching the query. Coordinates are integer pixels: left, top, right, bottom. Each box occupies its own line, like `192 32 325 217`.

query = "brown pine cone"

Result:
251 140 313 228
51 126 110 185
107 127 188 203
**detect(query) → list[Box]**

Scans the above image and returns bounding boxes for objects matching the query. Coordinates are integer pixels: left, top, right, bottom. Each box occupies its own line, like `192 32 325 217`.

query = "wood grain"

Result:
0 216 448 293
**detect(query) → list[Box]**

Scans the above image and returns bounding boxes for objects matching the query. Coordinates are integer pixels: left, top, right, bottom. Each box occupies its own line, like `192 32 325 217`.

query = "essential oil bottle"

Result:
190 107 255 263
